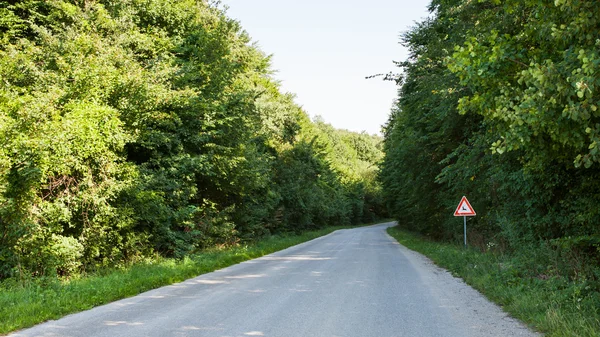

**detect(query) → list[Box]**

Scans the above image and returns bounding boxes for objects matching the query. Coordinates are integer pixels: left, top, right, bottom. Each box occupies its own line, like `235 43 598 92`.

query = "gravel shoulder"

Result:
382 227 542 337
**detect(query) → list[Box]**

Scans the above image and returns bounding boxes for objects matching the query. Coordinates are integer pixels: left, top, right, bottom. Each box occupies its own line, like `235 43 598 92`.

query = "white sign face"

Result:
454 196 476 216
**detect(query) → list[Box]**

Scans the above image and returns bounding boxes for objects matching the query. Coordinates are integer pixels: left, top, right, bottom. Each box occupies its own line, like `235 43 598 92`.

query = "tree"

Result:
0 0 387 278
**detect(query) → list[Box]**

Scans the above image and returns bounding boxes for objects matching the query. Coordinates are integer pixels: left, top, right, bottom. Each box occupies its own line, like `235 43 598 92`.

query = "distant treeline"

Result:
0 0 385 279
381 0 600 277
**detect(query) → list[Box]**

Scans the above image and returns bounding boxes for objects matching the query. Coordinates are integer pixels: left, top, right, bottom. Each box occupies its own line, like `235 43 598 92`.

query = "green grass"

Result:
0 223 385 334
387 226 600 337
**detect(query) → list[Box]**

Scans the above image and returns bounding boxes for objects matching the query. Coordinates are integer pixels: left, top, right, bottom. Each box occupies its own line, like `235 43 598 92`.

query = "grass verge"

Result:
0 223 384 334
387 226 600 337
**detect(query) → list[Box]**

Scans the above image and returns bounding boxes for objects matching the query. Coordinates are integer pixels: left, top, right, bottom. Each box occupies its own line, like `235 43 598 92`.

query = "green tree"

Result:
0 0 387 279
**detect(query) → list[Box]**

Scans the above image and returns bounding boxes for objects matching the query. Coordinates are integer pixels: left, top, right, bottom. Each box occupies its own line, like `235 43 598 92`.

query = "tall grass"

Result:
387 226 600 337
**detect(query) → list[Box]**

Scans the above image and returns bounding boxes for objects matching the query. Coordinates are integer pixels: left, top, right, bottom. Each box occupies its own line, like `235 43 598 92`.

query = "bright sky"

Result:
221 0 431 135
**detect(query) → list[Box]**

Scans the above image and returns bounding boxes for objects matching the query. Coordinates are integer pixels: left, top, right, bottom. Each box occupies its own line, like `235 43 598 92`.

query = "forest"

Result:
4 0 599 297
0 0 385 280
381 0 600 284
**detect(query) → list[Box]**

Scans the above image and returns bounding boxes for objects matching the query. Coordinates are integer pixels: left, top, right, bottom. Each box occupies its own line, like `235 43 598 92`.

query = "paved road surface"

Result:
10 223 540 337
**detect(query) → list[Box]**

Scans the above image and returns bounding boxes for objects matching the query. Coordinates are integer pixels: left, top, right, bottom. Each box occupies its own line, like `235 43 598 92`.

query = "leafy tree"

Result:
380 0 486 237
381 0 600 275
0 0 386 279
447 0 600 251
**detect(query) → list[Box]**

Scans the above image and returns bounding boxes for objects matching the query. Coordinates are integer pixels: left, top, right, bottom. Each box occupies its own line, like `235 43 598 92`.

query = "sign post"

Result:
453 196 476 248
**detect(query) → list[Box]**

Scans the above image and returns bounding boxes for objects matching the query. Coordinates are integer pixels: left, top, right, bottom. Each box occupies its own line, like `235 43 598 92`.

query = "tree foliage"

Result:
380 0 600 278
0 0 385 279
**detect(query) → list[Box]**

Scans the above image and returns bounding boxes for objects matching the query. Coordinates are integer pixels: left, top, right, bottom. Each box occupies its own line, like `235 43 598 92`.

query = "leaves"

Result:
381 0 600 262
0 0 385 279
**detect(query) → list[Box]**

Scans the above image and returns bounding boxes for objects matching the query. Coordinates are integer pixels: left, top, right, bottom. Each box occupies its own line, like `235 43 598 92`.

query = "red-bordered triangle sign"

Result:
454 196 476 216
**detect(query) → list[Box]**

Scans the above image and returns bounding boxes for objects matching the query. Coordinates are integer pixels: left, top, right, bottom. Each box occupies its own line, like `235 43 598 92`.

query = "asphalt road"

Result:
10 222 540 337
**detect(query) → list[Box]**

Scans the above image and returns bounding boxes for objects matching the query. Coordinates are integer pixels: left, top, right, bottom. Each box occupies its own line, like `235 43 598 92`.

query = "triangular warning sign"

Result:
454 196 476 216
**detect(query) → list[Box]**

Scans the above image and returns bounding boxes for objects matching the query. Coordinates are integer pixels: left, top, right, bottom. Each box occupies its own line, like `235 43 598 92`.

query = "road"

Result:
10 223 540 337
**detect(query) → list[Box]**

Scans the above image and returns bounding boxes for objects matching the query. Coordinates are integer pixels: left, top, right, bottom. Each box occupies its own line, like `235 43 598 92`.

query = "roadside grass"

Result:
0 222 387 334
387 226 600 337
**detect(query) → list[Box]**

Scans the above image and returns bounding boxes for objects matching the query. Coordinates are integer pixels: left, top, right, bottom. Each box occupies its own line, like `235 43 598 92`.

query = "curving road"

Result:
10 222 540 337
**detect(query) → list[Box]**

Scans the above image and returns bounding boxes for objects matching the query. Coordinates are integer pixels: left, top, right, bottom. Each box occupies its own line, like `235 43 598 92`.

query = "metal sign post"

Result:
454 196 476 248
463 216 467 247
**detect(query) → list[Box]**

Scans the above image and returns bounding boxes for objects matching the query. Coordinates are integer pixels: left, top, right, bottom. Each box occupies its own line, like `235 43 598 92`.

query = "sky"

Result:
220 0 432 135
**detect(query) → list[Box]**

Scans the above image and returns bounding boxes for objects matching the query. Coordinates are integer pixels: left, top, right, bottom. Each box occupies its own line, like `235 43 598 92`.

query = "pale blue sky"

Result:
221 0 431 135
